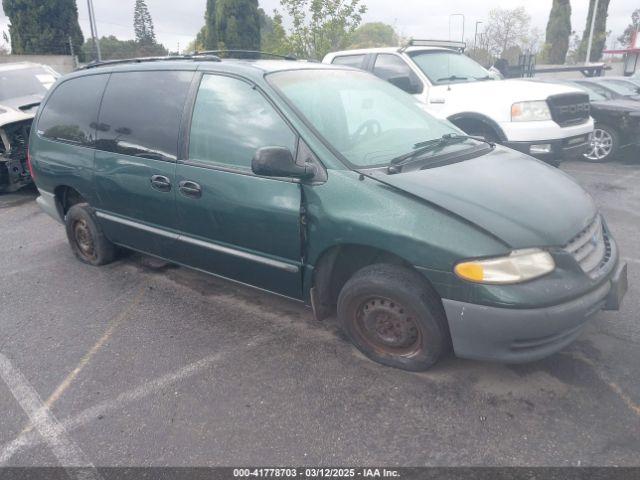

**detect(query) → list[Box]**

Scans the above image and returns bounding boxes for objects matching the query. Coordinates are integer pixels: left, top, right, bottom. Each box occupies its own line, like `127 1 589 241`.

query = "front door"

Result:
93 70 195 257
173 73 303 298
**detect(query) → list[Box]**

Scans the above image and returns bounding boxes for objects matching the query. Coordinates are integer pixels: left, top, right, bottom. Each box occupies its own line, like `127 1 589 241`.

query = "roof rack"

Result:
192 50 298 61
79 54 222 70
399 39 466 53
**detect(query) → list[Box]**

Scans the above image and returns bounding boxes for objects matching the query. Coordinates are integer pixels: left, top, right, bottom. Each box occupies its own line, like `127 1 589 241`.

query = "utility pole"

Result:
87 0 102 62
585 0 600 64
474 21 483 50
68 36 78 69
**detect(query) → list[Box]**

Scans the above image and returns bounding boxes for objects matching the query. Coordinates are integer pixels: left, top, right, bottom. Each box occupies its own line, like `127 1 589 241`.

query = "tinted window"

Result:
373 54 422 93
38 74 108 146
332 55 366 69
96 71 194 161
189 74 296 169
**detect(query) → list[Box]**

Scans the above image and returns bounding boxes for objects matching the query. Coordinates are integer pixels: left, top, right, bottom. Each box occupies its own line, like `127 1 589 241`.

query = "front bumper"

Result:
0 158 32 193
442 262 627 363
503 133 591 165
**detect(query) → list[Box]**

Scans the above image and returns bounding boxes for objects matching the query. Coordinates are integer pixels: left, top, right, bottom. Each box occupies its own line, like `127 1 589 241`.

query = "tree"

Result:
276 0 367 59
216 0 261 50
2 0 84 57
204 0 218 49
187 26 207 53
348 22 398 48
134 0 156 45
260 9 289 54
578 0 611 62
81 35 168 60
618 9 640 47
544 0 571 64
483 7 531 58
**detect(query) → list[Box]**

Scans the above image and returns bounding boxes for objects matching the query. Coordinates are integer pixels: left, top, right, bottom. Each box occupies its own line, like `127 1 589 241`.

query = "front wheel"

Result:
337 264 450 371
584 125 618 162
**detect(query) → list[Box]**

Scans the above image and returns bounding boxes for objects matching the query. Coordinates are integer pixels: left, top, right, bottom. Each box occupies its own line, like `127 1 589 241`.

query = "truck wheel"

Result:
337 264 450 371
65 203 116 266
584 125 618 162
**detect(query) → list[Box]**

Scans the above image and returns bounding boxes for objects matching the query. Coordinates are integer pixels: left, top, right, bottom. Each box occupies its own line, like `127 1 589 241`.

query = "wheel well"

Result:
448 114 505 142
311 245 415 320
54 186 86 217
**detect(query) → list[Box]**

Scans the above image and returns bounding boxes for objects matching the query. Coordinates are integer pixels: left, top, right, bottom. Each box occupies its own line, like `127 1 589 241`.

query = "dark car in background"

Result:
573 77 640 102
564 80 640 162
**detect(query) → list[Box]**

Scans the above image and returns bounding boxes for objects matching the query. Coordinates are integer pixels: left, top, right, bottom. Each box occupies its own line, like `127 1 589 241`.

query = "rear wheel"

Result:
65 203 116 266
584 125 618 162
337 264 450 371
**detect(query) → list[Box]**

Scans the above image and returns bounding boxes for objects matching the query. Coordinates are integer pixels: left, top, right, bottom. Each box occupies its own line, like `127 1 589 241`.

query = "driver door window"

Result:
373 54 422 94
189 74 297 169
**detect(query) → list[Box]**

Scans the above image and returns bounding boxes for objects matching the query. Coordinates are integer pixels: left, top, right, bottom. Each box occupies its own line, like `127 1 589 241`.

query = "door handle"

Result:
179 180 202 198
150 175 172 192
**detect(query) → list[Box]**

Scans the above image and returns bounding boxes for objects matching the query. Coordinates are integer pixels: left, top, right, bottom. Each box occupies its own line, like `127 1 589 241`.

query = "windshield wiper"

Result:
437 75 468 83
474 75 494 81
387 133 493 174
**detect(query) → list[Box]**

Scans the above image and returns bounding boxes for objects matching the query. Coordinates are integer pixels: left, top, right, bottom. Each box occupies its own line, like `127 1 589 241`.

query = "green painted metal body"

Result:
30 60 605 311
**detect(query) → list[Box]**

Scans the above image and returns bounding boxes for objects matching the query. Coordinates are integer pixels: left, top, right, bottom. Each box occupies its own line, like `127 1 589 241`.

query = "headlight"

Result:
454 248 555 284
511 101 552 122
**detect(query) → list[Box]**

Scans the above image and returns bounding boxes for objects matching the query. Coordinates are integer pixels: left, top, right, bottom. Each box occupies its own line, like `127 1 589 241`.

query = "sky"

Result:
0 0 637 53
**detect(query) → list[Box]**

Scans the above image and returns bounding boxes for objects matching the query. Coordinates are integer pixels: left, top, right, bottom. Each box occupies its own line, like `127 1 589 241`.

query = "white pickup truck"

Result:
324 40 594 165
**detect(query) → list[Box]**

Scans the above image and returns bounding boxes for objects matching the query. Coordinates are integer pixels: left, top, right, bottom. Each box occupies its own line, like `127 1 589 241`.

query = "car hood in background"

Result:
369 147 596 248
430 78 582 104
592 98 640 112
0 95 40 126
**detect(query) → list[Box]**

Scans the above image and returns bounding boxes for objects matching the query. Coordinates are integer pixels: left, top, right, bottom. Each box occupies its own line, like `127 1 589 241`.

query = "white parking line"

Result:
0 339 263 464
0 353 101 479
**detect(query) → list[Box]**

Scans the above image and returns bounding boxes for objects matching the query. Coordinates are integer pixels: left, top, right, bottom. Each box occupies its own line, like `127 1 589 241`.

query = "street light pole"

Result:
585 0 600 64
87 0 102 62
474 21 483 50
449 14 465 43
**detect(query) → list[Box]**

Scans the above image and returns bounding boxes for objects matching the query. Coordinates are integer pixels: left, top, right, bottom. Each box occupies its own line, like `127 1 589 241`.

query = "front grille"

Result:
547 93 591 127
564 215 611 279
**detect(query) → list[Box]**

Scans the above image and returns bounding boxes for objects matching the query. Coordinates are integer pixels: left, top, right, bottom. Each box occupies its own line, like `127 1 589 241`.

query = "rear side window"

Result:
188 74 296 169
331 54 366 69
38 74 108 146
96 71 194 161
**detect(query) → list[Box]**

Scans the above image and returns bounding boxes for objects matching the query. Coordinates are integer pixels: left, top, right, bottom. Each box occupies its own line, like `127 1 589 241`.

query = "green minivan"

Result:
29 57 627 371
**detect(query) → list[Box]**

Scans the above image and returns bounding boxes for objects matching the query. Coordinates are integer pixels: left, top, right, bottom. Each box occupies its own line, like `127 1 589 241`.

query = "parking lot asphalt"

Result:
0 158 639 468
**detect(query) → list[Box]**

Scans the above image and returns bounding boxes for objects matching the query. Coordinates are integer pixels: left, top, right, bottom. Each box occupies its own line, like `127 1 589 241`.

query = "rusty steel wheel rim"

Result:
73 219 97 261
354 297 422 356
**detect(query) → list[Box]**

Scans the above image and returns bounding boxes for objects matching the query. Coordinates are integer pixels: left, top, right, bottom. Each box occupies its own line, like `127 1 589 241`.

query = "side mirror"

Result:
252 146 315 179
388 76 422 95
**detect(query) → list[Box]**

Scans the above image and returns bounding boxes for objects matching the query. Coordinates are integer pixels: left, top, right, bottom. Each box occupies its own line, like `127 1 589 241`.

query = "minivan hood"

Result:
369 147 596 248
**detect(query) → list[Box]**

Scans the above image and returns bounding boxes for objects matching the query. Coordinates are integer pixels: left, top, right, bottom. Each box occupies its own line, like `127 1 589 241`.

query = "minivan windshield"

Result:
268 69 481 168
0 65 57 102
409 50 492 85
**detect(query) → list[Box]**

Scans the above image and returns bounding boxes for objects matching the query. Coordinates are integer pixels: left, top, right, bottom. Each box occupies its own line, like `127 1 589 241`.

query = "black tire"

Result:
65 203 116 266
584 124 619 163
337 263 450 371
